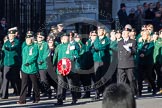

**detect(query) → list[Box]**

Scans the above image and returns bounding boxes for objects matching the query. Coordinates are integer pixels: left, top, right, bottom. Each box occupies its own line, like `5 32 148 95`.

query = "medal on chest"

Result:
29 47 33 55
66 44 70 54
11 41 15 47
39 43 43 50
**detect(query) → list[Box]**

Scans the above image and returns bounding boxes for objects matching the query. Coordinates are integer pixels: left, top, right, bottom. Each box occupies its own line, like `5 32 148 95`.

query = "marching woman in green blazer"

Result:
53 33 79 105
17 33 40 104
153 30 162 93
36 32 52 98
1 30 21 99
137 30 156 96
92 26 110 100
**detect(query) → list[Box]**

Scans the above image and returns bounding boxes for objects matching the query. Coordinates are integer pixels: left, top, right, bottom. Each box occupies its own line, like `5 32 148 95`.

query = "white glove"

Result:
123 44 131 52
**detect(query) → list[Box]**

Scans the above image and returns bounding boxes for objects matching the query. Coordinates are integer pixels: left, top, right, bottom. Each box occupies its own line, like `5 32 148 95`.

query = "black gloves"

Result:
94 48 99 52
25 63 30 66
5 46 10 51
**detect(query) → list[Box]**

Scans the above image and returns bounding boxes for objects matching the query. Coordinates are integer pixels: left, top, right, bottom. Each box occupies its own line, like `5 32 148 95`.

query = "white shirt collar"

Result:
124 38 129 42
99 36 104 40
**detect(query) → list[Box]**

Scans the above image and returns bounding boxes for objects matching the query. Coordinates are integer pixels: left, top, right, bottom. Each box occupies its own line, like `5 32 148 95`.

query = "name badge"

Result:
101 40 105 44
70 46 75 50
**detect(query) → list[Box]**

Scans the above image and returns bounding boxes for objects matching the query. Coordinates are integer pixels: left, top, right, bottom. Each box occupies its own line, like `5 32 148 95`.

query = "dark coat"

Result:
117 9 129 28
145 9 155 24
117 39 136 68
137 41 154 65
55 29 66 44
152 17 162 32
0 24 8 42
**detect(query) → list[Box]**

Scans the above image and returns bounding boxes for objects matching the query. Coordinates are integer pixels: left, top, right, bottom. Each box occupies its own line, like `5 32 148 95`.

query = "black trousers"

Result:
39 70 48 83
39 70 51 93
93 62 108 94
138 64 156 94
79 74 91 96
19 72 40 102
46 66 58 90
46 57 58 90
0 66 21 98
117 68 136 94
154 63 162 89
0 70 2 88
57 73 79 101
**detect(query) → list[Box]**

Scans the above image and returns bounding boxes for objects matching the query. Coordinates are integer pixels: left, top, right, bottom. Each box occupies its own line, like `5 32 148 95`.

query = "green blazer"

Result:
21 43 38 74
3 39 21 66
36 41 50 70
92 36 110 63
53 42 79 74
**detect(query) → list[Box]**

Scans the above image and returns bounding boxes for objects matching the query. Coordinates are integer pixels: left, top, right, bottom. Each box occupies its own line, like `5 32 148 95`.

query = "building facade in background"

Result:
0 0 46 36
0 0 161 35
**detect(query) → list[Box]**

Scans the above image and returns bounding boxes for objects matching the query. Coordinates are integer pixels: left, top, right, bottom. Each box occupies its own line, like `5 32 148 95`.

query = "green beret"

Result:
61 33 69 37
74 34 81 38
25 35 33 39
98 26 105 30
26 31 34 37
116 30 122 33
37 31 45 36
1 18 6 21
8 30 15 35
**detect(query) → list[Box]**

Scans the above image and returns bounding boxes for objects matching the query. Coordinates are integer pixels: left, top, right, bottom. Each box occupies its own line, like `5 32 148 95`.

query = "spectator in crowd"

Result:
55 23 66 44
145 3 155 24
135 5 145 34
159 6 162 14
0 18 8 45
128 8 136 28
143 2 149 12
154 2 161 12
102 83 136 108
152 11 162 32
117 3 129 29
143 2 149 18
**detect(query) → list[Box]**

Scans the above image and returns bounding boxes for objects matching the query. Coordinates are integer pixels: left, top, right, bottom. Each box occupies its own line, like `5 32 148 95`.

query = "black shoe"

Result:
148 87 152 93
63 97 66 101
152 91 156 95
1 97 8 99
33 100 39 103
48 91 52 99
92 95 100 101
137 91 142 97
17 101 26 104
26 94 31 97
55 101 63 106
77 92 81 99
81 94 90 99
42 93 47 97
13 93 19 96
152 88 157 95
71 99 77 105
48 94 52 99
